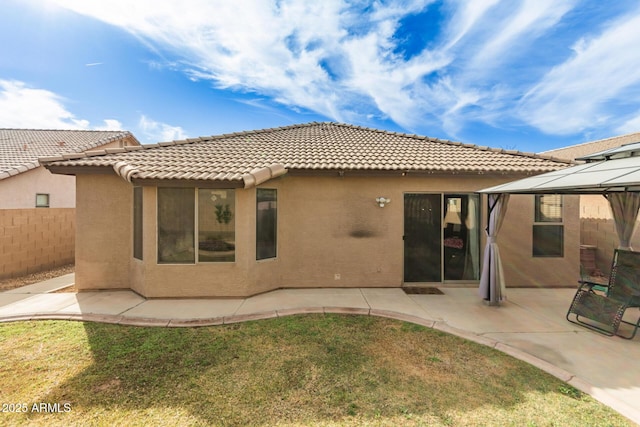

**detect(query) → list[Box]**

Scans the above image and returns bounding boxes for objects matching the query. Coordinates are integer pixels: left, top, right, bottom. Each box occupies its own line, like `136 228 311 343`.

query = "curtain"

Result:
479 193 510 305
607 192 640 250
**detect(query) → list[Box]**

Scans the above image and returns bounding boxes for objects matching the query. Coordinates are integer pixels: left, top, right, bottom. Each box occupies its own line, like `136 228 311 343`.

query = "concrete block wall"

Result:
580 217 640 275
0 208 75 279
579 194 640 275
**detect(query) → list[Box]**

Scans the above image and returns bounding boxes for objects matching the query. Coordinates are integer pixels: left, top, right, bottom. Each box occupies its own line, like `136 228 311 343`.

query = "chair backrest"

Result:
608 249 640 306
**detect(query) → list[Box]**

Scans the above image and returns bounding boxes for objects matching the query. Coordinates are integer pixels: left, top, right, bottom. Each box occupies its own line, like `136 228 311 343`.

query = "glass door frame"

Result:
403 192 481 285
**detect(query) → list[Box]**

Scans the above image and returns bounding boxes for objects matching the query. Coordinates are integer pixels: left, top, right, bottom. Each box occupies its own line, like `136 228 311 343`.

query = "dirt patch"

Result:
0 264 75 292
402 287 444 295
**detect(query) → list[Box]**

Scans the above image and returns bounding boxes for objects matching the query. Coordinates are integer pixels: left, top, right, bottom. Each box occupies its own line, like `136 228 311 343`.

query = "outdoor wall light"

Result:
376 197 391 208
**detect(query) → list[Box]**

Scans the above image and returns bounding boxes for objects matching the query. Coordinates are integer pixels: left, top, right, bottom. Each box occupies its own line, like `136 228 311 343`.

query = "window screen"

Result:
133 187 143 260
256 189 277 260
534 195 562 222
157 188 195 263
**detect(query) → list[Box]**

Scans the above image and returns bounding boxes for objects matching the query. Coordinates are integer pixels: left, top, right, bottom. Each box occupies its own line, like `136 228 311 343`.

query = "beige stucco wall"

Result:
74 172 580 297
0 167 76 209
499 194 580 287
0 208 75 279
74 174 132 290
0 137 137 210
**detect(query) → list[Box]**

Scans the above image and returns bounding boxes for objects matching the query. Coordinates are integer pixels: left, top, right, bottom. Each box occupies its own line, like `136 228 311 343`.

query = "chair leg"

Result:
617 316 640 340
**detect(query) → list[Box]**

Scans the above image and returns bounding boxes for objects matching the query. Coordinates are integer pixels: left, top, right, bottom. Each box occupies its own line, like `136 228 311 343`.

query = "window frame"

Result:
256 188 277 261
532 194 564 258
35 193 50 208
133 186 143 260
197 189 236 263
156 187 236 264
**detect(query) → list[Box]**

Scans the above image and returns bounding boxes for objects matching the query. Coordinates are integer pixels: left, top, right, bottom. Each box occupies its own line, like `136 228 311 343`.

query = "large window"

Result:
256 189 277 260
533 195 564 257
133 186 143 260
157 188 235 264
158 188 195 263
198 189 235 262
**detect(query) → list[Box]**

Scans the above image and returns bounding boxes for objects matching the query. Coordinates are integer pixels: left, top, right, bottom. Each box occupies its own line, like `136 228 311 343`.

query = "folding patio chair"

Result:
566 249 640 339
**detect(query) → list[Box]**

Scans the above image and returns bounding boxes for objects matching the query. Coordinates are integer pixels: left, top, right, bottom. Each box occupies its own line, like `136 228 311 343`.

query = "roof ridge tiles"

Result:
41 122 574 181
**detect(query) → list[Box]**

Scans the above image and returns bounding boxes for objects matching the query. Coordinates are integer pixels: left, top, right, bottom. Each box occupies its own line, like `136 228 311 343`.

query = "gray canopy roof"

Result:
479 142 640 194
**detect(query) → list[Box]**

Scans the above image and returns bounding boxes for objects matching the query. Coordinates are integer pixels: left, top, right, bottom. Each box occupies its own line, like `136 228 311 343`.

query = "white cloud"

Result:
48 0 453 127
442 0 500 50
138 115 187 142
0 80 89 129
470 0 575 67
0 79 123 131
46 0 640 139
95 119 123 131
519 8 640 134
615 112 640 135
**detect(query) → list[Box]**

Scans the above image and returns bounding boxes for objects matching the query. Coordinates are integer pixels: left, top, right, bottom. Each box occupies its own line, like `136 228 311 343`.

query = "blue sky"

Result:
2 0 640 153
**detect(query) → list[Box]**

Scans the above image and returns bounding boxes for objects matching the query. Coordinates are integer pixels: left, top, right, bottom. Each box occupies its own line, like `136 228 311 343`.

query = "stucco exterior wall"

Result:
0 167 77 209
74 172 580 297
499 194 580 287
0 137 137 210
74 174 132 290
0 208 75 279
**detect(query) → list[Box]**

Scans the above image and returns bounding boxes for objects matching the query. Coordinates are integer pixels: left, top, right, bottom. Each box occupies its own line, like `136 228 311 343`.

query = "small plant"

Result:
214 204 233 224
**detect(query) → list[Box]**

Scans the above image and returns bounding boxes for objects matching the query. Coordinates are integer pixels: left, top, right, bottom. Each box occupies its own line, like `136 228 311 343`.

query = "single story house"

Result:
42 122 578 298
0 129 140 279
542 132 640 275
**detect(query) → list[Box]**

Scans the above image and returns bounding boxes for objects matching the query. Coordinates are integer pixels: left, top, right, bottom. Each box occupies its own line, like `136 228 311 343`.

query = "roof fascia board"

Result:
130 178 244 188
45 165 116 176
286 169 537 178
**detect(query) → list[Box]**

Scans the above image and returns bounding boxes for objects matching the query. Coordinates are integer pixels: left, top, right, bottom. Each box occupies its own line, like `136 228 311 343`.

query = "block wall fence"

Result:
0 208 75 279
580 194 640 275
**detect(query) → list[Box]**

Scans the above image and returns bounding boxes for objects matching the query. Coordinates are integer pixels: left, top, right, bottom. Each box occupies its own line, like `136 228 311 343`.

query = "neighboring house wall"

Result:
0 208 74 279
0 137 135 209
0 167 76 208
74 173 580 297
0 135 139 278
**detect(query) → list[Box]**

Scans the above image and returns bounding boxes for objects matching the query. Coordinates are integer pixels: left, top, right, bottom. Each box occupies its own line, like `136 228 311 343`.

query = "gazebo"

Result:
478 142 640 305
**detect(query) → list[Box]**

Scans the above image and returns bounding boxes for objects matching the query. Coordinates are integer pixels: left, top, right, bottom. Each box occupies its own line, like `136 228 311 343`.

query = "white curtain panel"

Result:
479 193 510 305
608 192 640 250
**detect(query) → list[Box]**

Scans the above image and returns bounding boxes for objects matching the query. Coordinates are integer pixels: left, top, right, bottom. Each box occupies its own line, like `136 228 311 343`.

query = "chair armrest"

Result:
577 280 609 294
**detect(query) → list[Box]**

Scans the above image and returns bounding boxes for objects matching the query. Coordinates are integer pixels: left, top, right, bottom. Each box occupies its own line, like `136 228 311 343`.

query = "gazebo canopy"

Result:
479 153 640 195
477 141 640 306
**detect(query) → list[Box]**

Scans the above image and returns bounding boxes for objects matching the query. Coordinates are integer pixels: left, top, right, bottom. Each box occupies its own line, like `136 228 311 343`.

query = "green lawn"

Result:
0 315 631 426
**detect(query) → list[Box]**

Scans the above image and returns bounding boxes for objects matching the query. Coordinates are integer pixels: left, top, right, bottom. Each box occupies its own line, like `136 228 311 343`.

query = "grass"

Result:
0 315 632 426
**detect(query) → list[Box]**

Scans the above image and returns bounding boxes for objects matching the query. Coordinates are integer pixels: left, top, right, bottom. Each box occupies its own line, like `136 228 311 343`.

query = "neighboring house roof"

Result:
42 122 571 187
541 131 640 161
0 129 140 180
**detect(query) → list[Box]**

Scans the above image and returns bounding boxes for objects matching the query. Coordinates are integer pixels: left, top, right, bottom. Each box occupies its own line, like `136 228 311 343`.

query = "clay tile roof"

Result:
42 122 572 183
0 129 139 180
541 131 640 161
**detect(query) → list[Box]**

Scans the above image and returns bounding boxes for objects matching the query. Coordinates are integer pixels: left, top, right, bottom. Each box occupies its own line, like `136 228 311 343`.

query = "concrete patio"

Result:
1 274 639 424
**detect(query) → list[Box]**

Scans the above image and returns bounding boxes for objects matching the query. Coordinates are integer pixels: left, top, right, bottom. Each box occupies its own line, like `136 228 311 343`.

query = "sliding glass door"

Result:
404 194 441 282
404 193 480 283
